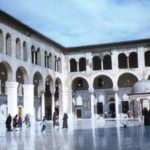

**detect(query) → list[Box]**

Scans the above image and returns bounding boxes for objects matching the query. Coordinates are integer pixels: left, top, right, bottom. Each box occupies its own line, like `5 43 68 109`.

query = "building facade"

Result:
0 10 150 123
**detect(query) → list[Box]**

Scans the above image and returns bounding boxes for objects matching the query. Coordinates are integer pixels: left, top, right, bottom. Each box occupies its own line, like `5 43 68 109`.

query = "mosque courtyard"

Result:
0 119 150 150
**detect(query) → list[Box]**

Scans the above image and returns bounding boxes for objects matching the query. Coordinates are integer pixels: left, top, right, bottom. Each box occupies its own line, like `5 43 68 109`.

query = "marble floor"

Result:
0 119 150 150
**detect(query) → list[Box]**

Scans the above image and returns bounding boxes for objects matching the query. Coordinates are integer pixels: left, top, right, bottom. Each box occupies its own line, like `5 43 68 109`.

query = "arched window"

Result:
79 57 86 71
55 56 57 71
92 56 101 70
0 29 4 53
118 53 127 69
6 33 12 55
57 57 61 73
16 38 21 59
44 51 47 67
36 48 41 65
70 59 77 72
145 50 150 66
31 45 35 64
103 55 112 70
129 52 138 68
49 53 52 69
23 41 28 61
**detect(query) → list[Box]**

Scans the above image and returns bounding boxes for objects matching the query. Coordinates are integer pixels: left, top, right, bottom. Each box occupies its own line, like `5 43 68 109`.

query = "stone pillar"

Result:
115 90 119 118
77 61 79 71
0 80 1 94
23 84 34 120
6 82 18 117
51 93 55 116
41 92 45 118
89 88 95 119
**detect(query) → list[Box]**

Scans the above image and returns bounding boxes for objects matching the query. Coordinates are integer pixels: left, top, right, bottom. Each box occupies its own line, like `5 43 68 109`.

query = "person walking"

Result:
41 116 47 134
62 113 68 128
18 116 22 130
5 114 12 131
24 114 31 127
13 115 18 131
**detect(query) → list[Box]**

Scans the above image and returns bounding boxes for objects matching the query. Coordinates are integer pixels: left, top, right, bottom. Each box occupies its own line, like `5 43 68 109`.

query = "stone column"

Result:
6 82 18 117
89 88 95 119
0 80 1 94
41 92 45 118
115 90 119 118
51 93 55 116
23 84 34 120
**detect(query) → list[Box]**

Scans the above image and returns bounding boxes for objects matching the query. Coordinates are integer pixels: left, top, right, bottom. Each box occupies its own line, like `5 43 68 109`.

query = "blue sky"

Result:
0 0 150 47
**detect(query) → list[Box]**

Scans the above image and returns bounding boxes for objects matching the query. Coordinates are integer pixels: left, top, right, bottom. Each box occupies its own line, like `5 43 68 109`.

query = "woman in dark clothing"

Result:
143 108 149 125
62 113 68 128
53 112 57 127
5 114 12 131
13 115 18 130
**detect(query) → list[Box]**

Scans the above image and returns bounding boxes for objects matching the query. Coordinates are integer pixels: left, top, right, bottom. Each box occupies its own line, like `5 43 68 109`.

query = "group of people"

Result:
41 112 68 133
5 114 31 131
142 107 150 126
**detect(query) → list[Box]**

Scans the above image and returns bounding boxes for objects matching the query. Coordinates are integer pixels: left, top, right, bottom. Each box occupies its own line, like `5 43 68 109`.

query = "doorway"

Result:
76 109 82 118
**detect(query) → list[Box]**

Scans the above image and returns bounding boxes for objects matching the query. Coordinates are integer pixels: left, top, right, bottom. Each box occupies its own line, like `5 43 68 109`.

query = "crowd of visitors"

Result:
5 113 31 131
5 112 68 133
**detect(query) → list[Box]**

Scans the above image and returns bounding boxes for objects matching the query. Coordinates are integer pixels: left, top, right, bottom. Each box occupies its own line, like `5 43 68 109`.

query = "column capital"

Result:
88 87 94 94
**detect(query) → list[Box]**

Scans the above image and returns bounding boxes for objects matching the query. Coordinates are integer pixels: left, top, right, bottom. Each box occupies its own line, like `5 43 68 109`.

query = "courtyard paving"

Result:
0 119 150 150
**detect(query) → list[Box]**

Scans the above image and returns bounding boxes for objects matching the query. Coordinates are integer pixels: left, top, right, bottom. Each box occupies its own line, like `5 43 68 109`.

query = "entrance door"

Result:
77 109 82 118
97 102 103 114
109 103 115 118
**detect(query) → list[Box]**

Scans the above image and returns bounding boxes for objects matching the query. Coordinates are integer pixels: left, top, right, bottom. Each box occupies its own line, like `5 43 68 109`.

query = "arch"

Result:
72 77 89 91
0 61 13 94
33 72 43 97
55 56 57 71
118 53 127 69
57 57 61 73
45 75 53 120
0 29 4 53
16 66 29 84
44 51 47 67
79 57 86 71
6 33 12 55
36 48 41 65
0 61 13 81
23 41 28 61
31 45 35 64
93 75 113 89
92 56 101 70
16 38 21 59
70 58 77 72
145 50 150 66
49 53 52 69
118 73 138 88
129 52 138 68
103 55 112 70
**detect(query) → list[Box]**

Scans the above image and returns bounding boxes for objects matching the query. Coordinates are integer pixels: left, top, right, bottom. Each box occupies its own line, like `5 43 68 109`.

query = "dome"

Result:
131 79 150 94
